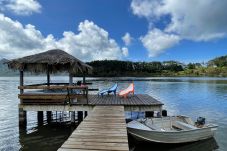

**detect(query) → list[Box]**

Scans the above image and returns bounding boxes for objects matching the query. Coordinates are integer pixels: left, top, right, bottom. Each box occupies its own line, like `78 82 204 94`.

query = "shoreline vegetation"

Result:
0 55 226 77
87 55 227 77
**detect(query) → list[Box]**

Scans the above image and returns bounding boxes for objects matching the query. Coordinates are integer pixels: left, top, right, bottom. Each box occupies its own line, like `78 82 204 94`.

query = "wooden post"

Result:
71 111 75 124
84 111 88 118
47 111 52 123
37 111 43 125
68 73 73 104
19 108 26 127
47 65 50 86
160 106 163 117
78 111 83 124
69 73 73 85
20 70 24 94
82 73 85 84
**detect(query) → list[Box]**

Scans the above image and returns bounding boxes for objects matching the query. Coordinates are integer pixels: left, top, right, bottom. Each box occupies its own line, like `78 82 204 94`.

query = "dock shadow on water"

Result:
128 134 219 151
19 121 77 151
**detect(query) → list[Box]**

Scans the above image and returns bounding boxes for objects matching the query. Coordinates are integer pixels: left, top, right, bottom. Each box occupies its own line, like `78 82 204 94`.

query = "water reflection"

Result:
19 123 76 151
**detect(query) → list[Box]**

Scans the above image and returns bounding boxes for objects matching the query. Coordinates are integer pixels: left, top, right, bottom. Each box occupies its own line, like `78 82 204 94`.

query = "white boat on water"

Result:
127 116 218 144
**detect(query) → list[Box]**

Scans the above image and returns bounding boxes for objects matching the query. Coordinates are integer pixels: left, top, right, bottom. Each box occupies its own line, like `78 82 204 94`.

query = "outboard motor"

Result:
77 81 82 85
162 110 167 117
197 117 206 125
145 111 154 118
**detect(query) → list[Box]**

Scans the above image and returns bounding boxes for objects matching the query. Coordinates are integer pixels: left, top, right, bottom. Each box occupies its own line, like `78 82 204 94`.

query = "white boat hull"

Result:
127 117 218 144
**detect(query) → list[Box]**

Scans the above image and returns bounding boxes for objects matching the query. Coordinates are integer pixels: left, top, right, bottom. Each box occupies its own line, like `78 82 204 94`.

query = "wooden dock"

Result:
58 106 129 151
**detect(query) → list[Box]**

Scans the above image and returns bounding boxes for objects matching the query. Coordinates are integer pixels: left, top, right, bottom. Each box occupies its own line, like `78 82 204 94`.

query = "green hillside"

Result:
0 55 227 77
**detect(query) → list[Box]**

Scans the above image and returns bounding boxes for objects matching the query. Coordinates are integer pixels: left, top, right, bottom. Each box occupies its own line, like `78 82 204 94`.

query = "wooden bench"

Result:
173 121 198 130
19 85 88 105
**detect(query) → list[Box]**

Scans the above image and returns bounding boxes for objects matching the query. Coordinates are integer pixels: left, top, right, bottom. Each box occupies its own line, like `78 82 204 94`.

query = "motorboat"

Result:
127 116 218 144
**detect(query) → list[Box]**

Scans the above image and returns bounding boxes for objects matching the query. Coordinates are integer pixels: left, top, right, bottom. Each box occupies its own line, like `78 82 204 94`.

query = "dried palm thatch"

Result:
7 49 92 74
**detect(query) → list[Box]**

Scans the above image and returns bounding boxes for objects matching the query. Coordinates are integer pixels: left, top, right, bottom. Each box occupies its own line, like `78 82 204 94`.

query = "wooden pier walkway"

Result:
58 106 129 151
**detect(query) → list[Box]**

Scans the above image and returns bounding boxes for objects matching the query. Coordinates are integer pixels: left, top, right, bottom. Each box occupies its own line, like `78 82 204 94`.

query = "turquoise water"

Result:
0 77 226 151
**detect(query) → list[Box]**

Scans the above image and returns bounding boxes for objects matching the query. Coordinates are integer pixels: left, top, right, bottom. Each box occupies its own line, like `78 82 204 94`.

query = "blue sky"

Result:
0 0 226 63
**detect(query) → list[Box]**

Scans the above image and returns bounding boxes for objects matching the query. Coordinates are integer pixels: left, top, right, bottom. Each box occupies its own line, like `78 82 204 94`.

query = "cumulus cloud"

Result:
140 28 180 57
0 0 41 16
162 0 227 41
57 20 125 61
122 32 133 46
0 14 126 61
122 47 129 57
131 0 162 20
131 0 227 56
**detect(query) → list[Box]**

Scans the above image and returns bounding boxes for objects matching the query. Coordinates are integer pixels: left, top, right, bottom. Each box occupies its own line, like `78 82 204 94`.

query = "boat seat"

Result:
144 120 160 130
173 121 198 130
128 120 152 131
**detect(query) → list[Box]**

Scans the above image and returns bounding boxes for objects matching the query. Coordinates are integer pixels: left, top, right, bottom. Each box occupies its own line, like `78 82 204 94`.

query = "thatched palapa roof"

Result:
7 49 92 74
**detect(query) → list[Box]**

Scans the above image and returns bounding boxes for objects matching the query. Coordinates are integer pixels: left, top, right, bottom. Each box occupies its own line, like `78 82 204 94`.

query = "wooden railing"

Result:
18 83 89 105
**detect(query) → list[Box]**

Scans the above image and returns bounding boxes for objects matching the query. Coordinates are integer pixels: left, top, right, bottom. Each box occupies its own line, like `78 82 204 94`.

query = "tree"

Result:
208 55 227 67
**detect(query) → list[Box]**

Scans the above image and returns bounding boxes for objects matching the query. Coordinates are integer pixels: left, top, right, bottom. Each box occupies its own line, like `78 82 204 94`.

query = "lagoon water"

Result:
0 76 227 151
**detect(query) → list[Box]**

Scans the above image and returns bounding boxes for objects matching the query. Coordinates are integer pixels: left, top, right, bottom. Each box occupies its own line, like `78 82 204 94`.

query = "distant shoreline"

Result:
1 75 227 79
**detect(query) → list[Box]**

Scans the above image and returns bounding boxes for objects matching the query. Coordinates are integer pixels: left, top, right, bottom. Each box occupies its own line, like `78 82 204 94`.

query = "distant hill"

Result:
208 55 227 67
0 55 227 77
0 59 19 76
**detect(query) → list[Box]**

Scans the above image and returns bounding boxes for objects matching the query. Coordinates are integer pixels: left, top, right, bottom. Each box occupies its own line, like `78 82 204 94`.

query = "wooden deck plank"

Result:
58 106 128 151
87 94 163 106
58 148 109 151
67 137 128 143
21 94 163 107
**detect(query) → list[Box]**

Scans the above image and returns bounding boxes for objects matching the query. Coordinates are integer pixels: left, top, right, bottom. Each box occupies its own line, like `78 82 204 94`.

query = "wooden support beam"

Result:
37 111 43 125
47 65 50 86
47 111 52 123
20 70 24 94
82 74 85 84
78 111 83 124
18 85 88 90
19 108 26 127
84 111 88 118
71 111 75 124
160 105 163 117
69 73 73 85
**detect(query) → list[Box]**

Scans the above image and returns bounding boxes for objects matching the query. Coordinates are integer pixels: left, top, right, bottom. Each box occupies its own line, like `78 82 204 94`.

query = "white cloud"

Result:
0 14 126 61
122 32 133 46
122 47 129 57
57 20 125 61
140 28 180 57
130 0 161 19
131 0 227 56
0 0 41 16
162 0 227 41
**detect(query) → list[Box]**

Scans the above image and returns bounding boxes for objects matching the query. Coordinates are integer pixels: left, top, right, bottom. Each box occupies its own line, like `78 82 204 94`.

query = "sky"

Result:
0 0 227 63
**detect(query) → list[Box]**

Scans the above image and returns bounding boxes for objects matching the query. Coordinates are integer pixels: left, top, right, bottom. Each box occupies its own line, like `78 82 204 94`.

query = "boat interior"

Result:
135 116 213 132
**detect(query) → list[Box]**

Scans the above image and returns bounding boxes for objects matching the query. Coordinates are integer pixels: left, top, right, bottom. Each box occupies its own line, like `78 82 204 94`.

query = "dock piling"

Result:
47 111 52 123
71 111 75 124
19 108 26 127
77 111 83 123
84 111 88 118
37 111 43 125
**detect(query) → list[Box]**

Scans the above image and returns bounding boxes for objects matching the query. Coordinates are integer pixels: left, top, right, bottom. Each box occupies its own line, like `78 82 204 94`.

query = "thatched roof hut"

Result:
7 49 92 74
